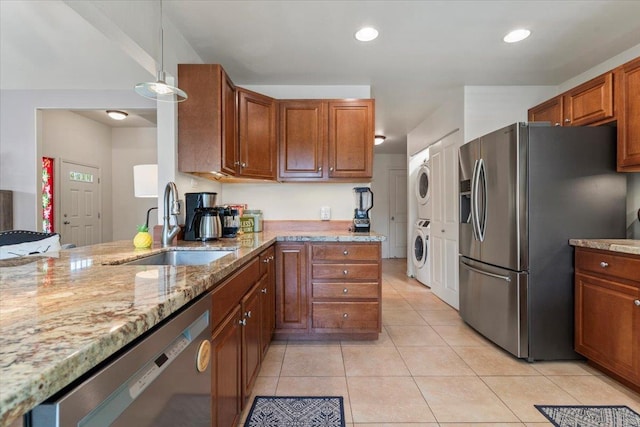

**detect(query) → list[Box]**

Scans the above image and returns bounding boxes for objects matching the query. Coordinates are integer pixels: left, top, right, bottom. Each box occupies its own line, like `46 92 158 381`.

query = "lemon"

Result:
133 225 152 248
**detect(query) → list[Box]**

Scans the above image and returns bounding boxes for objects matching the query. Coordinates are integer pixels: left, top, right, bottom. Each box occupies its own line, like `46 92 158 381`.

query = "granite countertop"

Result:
569 239 640 256
0 231 385 426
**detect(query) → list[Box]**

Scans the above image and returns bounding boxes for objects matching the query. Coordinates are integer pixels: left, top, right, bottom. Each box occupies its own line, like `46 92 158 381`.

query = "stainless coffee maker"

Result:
184 192 221 241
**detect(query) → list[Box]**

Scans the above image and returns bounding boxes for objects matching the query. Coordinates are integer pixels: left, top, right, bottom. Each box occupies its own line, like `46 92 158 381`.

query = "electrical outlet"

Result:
320 206 331 221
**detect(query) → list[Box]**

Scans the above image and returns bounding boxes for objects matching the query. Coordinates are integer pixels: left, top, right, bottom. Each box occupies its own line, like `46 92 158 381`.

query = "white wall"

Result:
371 154 407 258
0 89 155 230
42 111 114 241
111 127 157 241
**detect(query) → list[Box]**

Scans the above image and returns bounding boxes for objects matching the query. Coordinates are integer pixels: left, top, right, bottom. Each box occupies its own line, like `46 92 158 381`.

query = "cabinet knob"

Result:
329 167 334 172
239 319 247 326
343 288 348 294
343 313 348 318
343 250 349 256
554 122 560 126
634 300 640 306
564 118 571 123
600 261 609 268
234 161 240 166
318 166 322 171
245 311 252 318
269 255 274 261
343 270 348 276
261 288 268 294
263 258 269 263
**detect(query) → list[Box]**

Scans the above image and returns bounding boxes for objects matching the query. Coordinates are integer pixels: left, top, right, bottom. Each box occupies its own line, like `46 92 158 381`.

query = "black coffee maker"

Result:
184 192 219 241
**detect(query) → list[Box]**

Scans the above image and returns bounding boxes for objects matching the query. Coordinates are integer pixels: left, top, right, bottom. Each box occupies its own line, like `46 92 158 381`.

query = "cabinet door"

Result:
616 57 640 172
575 273 640 383
221 70 238 175
178 64 226 173
260 247 276 357
238 88 277 180
212 305 242 427
563 72 614 126
241 282 263 403
528 96 563 126
275 243 308 331
328 100 374 179
278 100 326 180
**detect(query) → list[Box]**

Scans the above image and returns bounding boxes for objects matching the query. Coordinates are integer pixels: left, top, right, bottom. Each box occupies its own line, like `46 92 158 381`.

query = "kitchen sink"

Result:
122 250 233 266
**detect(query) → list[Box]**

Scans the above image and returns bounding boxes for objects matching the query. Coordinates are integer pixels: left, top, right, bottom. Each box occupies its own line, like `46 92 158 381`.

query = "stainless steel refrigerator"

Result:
458 122 626 361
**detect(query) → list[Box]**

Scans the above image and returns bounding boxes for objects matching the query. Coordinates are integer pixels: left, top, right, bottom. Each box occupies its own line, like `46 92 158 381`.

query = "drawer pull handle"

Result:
261 288 268 294
343 288 348 294
343 270 348 276
600 261 609 268
343 313 348 318
635 300 640 306
239 319 247 326
343 250 349 256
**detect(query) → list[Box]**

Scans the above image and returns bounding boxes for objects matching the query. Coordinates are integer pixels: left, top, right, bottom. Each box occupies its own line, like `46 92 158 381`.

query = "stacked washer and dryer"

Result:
412 159 431 286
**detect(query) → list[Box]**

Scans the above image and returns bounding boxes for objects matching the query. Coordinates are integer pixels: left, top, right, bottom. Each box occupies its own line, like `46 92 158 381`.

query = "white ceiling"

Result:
2 1 640 154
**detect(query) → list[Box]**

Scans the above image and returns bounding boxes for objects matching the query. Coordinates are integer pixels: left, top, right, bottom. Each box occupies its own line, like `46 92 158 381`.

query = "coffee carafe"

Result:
184 192 220 241
196 208 222 241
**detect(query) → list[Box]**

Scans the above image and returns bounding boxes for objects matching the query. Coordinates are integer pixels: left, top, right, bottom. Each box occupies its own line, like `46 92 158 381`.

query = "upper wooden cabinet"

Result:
278 99 375 181
616 56 640 172
563 71 614 126
527 96 563 126
528 56 640 171
237 88 277 180
177 64 237 176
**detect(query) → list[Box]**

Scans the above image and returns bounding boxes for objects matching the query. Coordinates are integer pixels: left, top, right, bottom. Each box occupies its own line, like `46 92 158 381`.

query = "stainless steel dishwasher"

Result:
31 293 212 427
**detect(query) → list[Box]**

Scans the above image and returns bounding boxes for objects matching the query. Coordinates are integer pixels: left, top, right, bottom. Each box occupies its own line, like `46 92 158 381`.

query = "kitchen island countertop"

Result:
569 238 640 256
0 230 384 426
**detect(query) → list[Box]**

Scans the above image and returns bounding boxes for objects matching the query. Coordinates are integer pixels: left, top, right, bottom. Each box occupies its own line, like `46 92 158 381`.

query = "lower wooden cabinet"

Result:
275 243 308 333
574 247 640 390
259 247 276 358
241 282 263 403
211 305 242 427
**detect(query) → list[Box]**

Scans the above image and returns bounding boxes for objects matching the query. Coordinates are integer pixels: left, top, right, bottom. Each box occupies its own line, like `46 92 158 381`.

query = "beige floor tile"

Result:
439 424 526 427
341 326 395 347
354 424 438 426
239 376 279 424
381 294 413 311
531 360 594 376
276 376 353 423
397 346 476 376
405 293 452 311
386 325 448 347
280 344 345 377
348 376 436 423
524 424 554 427
453 346 540 376
482 376 580 422
382 308 427 326
258 343 285 376
418 309 464 325
414 376 519 423
546 375 640 412
343 346 411 376
432 324 492 346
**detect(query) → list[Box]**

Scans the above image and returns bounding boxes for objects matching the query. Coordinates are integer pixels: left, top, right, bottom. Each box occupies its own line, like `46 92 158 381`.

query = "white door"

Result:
429 131 460 309
388 169 407 258
60 160 101 247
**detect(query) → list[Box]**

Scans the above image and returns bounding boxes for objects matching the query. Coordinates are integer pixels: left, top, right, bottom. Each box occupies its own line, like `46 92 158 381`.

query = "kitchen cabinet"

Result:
309 242 381 338
241 281 263 403
328 100 375 179
237 88 277 180
527 96 563 126
275 242 308 335
278 99 375 181
259 247 276 357
574 247 640 391
211 304 242 427
177 64 237 176
562 71 614 126
615 56 640 172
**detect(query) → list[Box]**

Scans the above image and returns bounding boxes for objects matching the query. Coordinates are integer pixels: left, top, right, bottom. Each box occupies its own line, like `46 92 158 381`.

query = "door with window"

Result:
60 160 101 247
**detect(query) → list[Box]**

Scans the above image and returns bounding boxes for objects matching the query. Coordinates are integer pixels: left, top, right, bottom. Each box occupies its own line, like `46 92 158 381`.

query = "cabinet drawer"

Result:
311 243 379 261
311 263 379 280
312 282 379 299
575 248 640 283
312 302 379 330
212 257 260 327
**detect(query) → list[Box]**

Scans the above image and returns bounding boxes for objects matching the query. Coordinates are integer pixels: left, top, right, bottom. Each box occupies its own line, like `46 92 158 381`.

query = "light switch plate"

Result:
320 206 331 221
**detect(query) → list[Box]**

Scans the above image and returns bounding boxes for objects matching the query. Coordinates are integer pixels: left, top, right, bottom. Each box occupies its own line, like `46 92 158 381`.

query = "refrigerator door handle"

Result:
471 159 480 241
477 158 487 242
460 259 511 282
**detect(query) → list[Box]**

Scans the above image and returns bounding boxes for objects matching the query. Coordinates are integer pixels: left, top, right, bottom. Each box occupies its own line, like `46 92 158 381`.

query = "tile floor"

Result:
240 258 640 426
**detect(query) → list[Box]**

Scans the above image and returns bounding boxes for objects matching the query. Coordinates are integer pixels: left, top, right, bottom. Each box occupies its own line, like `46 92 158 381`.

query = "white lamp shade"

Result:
133 164 158 198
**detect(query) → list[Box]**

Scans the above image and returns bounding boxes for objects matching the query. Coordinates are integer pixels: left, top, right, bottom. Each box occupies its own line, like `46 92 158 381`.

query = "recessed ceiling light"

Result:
106 110 128 120
374 135 386 145
355 27 379 42
503 29 531 43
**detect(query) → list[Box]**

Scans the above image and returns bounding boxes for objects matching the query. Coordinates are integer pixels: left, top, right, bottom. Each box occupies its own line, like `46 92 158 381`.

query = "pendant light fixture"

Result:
134 0 188 102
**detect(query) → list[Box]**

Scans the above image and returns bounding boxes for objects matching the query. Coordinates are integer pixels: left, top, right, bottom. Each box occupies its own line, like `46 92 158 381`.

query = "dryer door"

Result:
412 229 427 268
416 163 430 206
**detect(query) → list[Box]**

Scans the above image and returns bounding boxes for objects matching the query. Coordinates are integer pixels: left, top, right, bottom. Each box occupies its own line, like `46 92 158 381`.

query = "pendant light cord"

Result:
159 0 164 74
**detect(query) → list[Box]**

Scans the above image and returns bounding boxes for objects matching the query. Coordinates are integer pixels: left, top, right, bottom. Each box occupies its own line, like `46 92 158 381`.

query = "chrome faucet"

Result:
161 182 181 246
